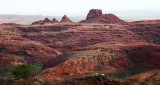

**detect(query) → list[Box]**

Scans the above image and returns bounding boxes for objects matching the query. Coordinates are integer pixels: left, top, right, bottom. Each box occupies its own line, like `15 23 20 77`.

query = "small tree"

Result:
12 64 36 79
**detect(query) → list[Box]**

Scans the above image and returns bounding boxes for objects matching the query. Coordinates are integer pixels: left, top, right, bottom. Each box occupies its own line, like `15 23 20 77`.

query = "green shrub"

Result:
88 71 104 75
31 64 43 75
0 66 13 73
40 22 45 25
0 66 14 77
12 64 41 79
0 52 7 55
16 52 24 56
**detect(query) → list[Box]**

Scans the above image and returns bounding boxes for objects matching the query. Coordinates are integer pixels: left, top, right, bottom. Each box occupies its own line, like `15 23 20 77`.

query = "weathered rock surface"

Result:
124 69 160 85
32 18 52 25
1 13 160 83
0 27 61 66
85 9 103 23
80 9 128 24
21 23 145 52
0 40 61 65
0 54 26 67
43 18 52 23
127 21 160 44
60 15 72 23
52 18 59 23
32 20 44 25
38 42 160 81
98 14 128 24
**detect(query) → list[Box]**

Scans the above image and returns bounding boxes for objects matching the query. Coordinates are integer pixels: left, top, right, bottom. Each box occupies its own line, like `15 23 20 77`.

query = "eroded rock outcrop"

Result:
80 9 128 24
98 14 128 24
85 9 103 23
38 43 160 81
60 15 72 23
32 18 52 25
0 27 62 66
32 20 44 25
124 69 160 85
52 18 59 23
43 18 52 23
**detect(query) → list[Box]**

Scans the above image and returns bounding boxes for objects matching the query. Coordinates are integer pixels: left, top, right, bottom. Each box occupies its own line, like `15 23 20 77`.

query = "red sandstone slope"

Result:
1 21 160 67
124 69 160 85
0 27 61 66
80 9 128 24
98 14 128 24
19 23 145 52
38 42 160 81
127 21 160 44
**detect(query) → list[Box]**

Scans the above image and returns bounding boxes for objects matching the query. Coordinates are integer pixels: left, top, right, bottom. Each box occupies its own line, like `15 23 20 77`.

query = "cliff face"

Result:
85 9 103 23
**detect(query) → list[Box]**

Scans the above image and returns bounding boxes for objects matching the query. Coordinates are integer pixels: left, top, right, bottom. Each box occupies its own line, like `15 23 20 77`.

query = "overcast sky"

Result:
0 0 160 16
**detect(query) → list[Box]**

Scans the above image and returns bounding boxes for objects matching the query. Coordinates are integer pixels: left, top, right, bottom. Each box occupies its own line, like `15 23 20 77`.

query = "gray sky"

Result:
0 0 160 16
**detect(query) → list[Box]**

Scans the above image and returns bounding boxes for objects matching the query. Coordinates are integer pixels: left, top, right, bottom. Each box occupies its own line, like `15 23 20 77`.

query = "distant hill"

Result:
1 10 160 24
0 15 85 24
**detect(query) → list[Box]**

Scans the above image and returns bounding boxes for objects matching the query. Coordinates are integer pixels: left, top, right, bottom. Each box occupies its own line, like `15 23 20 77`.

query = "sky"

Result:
0 0 160 16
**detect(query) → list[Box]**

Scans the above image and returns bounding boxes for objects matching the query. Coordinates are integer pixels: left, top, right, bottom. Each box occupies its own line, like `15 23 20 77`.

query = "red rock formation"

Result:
124 69 160 85
43 18 52 23
85 9 103 23
32 18 59 25
0 23 19 26
0 40 62 65
0 55 26 67
0 27 62 66
52 18 59 23
32 18 52 25
32 20 44 25
1 19 160 82
21 24 145 52
98 14 128 24
80 9 128 24
38 43 160 81
60 15 72 23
